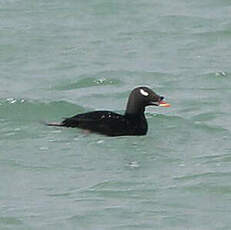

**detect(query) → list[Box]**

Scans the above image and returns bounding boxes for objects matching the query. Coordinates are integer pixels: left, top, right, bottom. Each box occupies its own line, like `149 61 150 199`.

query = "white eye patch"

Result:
140 89 149 96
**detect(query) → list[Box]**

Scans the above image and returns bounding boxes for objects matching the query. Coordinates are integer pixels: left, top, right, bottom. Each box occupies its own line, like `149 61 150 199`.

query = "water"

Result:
1 0 231 229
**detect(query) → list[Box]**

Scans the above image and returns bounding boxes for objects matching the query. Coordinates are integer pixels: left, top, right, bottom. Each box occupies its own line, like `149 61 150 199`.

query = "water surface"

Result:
1 0 231 229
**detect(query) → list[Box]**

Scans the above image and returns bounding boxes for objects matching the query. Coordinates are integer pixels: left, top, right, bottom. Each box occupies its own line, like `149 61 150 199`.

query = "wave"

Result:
54 76 122 91
0 98 84 122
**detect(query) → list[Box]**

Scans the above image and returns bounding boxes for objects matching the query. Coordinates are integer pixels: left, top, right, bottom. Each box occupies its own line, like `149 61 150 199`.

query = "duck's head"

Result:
125 86 171 114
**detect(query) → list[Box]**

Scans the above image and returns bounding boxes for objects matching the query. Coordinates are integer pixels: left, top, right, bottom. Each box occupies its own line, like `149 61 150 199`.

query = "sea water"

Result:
0 0 231 229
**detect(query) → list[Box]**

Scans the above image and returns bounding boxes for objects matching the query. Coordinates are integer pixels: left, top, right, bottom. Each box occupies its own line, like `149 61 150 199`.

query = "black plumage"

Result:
47 86 170 136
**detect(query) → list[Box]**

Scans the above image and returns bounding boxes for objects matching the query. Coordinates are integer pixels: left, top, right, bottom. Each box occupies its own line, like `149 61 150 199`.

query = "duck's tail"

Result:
45 122 64 127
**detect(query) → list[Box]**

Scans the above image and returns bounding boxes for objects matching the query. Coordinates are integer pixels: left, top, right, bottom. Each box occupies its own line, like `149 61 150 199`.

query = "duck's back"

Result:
62 111 147 136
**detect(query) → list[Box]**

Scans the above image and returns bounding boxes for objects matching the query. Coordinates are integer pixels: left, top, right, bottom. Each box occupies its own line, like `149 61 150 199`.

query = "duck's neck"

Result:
125 94 145 115
125 105 148 135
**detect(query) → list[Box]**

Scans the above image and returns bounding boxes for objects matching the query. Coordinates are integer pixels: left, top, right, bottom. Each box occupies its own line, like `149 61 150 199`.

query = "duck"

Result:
47 86 170 136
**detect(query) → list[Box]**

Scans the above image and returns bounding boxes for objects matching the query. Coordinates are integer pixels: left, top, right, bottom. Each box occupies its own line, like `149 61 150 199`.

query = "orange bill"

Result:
159 101 171 107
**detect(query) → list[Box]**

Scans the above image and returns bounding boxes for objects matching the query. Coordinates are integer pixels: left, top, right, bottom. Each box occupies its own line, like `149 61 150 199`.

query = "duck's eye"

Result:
140 89 149 97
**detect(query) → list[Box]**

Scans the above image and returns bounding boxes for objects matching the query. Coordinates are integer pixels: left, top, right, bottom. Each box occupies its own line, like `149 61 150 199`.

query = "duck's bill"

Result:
159 101 171 107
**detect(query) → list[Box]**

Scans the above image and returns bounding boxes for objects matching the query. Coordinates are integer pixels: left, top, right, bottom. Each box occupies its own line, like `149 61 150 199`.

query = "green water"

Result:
1 0 231 229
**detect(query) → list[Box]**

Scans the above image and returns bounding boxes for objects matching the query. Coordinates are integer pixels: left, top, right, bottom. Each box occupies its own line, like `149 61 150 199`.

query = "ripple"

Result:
0 98 84 122
150 113 229 134
88 180 143 191
0 217 23 225
128 161 140 168
55 76 122 91
48 192 72 197
202 71 230 80
191 112 224 122
182 183 231 195
174 171 231 181
196 153 231 164
53 72 122 90
215 71 227 77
